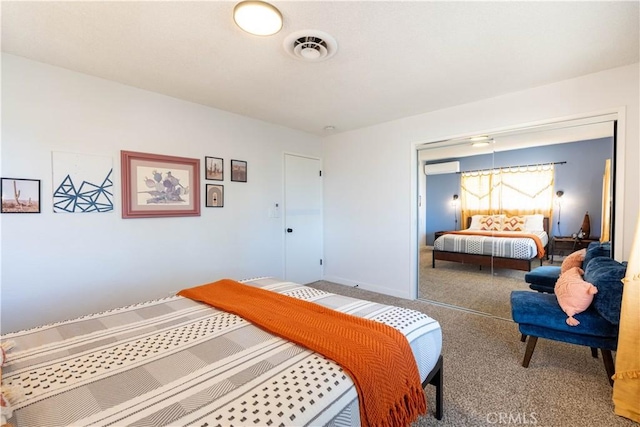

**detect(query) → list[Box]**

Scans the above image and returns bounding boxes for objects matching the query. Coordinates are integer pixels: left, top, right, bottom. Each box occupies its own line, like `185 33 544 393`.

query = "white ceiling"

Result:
2 1 639 136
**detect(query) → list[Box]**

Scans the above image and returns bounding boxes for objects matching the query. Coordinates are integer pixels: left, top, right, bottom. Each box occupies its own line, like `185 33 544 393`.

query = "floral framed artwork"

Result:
1 178 41 214
205 156 223 181
231 159 247 182
206 184 224 207
121 150 200 218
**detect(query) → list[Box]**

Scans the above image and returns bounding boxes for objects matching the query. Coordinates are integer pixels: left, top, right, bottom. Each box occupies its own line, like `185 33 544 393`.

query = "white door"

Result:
284 154 322 284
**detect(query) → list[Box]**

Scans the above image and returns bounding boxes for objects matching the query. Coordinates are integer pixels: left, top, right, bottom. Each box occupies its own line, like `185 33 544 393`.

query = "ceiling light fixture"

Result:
471 141 490 147
470 135 490 141
471 137 494 147
233 1 283 36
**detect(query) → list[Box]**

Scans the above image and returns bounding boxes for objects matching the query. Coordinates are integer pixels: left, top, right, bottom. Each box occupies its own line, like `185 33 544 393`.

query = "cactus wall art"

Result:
1 178 41 213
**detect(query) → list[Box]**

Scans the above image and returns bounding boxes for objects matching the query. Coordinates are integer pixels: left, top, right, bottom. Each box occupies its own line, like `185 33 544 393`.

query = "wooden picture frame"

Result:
205 184 224 207
231 159 247 182
121 150 200 218
205 156 223 181
1 178 41 214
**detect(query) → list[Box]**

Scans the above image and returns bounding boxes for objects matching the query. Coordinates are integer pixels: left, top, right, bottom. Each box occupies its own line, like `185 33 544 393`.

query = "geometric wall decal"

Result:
52 152 114 213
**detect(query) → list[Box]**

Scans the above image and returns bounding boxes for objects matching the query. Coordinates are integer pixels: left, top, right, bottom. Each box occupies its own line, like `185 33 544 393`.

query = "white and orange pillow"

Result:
479 215 503 231
502 216 526 232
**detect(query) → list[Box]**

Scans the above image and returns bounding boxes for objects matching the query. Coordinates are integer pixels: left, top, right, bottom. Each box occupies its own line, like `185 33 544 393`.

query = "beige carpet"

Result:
419 246 553 320
308 280 634 427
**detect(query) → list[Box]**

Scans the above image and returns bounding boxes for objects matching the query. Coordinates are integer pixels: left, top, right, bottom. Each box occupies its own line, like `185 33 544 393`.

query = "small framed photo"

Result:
1 178 41 213
206 184 224 207
231 159 247 182
121 150 200 219
205 156 223 181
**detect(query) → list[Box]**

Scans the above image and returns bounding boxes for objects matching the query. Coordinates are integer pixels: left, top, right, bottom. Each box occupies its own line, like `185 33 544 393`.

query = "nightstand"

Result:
550 236 599 263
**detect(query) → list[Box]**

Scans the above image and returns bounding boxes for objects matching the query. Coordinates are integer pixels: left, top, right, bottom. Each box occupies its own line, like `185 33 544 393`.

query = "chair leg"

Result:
601 349 615 387
591 347 598 358
520 333 527 343
522 336 538 368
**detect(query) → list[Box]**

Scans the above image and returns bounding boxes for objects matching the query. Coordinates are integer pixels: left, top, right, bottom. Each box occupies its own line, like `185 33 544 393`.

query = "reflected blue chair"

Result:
524 241 611 293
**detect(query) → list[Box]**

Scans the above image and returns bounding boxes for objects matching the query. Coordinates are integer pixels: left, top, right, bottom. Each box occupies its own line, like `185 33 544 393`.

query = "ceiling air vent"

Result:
283 30 338 62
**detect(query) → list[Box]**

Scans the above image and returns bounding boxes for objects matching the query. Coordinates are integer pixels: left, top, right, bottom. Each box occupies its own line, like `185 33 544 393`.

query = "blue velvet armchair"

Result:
511 251 626 385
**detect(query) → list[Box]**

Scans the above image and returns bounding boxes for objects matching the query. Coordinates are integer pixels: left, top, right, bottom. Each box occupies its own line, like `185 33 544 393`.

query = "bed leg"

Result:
432 356 443 420
432 250 435 268
422 355 444 420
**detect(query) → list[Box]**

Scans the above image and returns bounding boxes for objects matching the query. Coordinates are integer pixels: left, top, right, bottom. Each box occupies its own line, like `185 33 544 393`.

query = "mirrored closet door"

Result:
417 118 616 319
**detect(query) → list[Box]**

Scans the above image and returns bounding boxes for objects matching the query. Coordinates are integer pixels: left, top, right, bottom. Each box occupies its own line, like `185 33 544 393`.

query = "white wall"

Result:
3 55 637 332
0 54 322 333
323 63 639 299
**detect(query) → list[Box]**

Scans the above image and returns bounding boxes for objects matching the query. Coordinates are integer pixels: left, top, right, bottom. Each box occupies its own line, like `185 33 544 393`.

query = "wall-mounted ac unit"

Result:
424 161 460 175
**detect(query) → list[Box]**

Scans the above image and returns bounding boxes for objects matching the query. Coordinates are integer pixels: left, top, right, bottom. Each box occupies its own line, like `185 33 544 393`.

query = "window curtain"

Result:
460 170 499 227
601 159 612 242
613 213 640 422
460 165 555 227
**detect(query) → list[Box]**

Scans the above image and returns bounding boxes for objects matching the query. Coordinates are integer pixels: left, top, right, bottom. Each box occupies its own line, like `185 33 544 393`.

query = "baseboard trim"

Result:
418 297 515 322
322 275 412 299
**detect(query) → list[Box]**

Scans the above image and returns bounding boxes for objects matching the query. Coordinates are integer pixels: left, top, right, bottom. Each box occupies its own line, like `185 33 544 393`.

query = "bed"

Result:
432 215 549 272
0 277 443 426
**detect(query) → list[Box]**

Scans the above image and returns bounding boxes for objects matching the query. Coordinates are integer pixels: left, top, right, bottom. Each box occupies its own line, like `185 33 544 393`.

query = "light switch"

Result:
268 203 281 218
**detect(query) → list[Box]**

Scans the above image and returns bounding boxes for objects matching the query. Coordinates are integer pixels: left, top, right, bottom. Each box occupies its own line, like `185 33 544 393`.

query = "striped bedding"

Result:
434 230 549 259
1 277 442 427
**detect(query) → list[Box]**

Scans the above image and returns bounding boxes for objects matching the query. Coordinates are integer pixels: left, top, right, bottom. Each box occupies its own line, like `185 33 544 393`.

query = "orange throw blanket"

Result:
178 279 427 427
445 230 546 258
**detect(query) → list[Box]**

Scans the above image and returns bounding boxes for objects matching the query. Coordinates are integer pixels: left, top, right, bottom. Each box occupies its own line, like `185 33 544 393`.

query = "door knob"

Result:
286 228 293 233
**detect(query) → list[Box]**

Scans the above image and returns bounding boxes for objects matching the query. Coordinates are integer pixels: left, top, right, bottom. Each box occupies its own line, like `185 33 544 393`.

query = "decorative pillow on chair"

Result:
502 216 526 231
560 248 586 274
583 242 611 270
480 215 502 231
554 266 598 326
583 256 626 325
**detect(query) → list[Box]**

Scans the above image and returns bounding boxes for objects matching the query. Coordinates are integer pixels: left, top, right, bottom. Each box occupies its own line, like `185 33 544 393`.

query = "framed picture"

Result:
231 159 247 182
205 156 223 181
121 150 200 218
206 184 224 207
52 152 113 213
1 178 41 214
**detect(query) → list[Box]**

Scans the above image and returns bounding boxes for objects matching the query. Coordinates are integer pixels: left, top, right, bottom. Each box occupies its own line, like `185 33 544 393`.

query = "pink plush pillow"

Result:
554 266 598 326
560 248 586 274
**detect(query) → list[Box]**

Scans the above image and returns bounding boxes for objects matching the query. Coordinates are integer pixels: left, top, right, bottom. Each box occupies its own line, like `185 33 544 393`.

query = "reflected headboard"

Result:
464 216 550 235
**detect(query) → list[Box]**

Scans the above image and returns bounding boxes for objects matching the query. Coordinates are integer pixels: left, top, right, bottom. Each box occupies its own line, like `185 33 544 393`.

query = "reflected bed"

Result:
432 216 549 272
